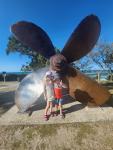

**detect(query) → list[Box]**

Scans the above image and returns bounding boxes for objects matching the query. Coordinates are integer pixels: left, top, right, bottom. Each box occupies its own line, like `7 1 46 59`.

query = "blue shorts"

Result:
54 98 63 105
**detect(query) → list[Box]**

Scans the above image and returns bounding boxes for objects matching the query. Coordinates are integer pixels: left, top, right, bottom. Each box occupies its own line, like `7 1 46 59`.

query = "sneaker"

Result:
55 111 58 116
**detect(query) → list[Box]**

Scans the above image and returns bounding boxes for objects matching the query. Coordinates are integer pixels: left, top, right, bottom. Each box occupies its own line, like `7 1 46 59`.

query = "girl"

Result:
43 71 54 121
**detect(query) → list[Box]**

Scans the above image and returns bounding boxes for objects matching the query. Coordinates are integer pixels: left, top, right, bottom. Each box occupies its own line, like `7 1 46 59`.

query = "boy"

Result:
54 77 66 118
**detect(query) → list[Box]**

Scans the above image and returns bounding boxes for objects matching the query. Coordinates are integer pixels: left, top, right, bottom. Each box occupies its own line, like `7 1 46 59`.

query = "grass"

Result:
0 81 18 85
76 123 96 145
0 122 113 150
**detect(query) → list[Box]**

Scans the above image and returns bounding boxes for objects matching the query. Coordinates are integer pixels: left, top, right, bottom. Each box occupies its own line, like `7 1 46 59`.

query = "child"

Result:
43 71 54 121
54 77 66 118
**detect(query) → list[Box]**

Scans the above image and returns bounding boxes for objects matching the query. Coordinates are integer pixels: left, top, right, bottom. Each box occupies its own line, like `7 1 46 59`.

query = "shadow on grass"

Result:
0 91 15 115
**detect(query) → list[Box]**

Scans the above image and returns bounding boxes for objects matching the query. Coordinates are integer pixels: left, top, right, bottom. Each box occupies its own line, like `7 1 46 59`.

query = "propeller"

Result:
11 14 110 112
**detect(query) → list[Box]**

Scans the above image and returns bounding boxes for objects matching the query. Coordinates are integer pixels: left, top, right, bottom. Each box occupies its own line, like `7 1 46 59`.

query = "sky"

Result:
0 0 113 72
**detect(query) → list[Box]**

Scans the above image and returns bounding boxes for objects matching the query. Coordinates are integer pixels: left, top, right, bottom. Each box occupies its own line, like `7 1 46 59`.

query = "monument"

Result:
11 14 110 112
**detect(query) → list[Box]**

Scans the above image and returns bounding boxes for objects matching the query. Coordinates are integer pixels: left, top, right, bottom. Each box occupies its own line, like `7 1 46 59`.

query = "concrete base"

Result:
0 101 113 125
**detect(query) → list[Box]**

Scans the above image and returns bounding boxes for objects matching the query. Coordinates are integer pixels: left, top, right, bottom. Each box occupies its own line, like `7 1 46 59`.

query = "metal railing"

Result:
85 72 113 83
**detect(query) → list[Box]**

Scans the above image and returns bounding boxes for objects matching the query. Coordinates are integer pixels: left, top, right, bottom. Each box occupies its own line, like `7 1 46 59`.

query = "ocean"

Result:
0 70 111 81
0 71 31 75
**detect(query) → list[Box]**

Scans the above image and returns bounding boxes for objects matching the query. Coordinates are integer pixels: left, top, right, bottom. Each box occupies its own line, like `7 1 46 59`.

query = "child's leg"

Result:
59 99 64 118
55 104 58 114
44 101 50 115
59 104 63 115
55 99 58 116
49 101 53 114
55 104 58 112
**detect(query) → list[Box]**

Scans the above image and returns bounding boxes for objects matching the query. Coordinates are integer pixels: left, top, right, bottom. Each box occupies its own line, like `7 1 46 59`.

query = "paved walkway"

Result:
0 101 113 125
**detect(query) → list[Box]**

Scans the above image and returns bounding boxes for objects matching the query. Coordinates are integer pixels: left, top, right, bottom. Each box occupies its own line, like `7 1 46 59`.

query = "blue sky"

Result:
0 0 113 72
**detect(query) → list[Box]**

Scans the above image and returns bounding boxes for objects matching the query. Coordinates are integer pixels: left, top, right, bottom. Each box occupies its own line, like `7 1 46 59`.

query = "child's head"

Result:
45 71 54 82
46 75 52 81
54 78 61 84
53 72 61 83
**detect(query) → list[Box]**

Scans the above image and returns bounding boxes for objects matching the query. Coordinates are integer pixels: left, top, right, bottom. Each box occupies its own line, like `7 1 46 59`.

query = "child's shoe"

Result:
44 114 48 121
55 111 58 116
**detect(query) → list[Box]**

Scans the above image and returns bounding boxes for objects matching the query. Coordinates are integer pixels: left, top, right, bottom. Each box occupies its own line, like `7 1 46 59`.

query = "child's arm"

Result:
43 77 47 101
60 80 68 88
43 87 47 101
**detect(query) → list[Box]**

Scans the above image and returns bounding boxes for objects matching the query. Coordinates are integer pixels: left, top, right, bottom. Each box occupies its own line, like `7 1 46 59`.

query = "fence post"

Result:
97 72 100 82
110 74 112 82
2 72 6 82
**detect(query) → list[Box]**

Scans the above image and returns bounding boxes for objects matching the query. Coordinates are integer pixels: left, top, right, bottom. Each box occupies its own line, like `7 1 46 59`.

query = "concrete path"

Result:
0 101 113 125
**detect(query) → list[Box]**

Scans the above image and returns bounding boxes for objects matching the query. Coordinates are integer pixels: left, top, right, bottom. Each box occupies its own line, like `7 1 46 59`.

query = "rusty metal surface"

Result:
65 66 111 105
11 21 55 59
62 15 101 63
50 54 68 74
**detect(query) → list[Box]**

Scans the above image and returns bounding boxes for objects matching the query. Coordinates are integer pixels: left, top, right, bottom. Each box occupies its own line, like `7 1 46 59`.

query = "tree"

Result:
7 36 112 73
89 43 113 72
6 35 49 71
71 42 113 72
72 56 92 71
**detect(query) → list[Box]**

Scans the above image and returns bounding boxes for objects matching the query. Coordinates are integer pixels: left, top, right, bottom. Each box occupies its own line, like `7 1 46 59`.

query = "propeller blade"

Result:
61 15 101 63
15 67 49 112
66 66 110 105
11 21 56 59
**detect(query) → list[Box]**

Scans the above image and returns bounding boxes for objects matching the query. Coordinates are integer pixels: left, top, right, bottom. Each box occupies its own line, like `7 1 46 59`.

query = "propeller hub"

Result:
50 54 68 74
